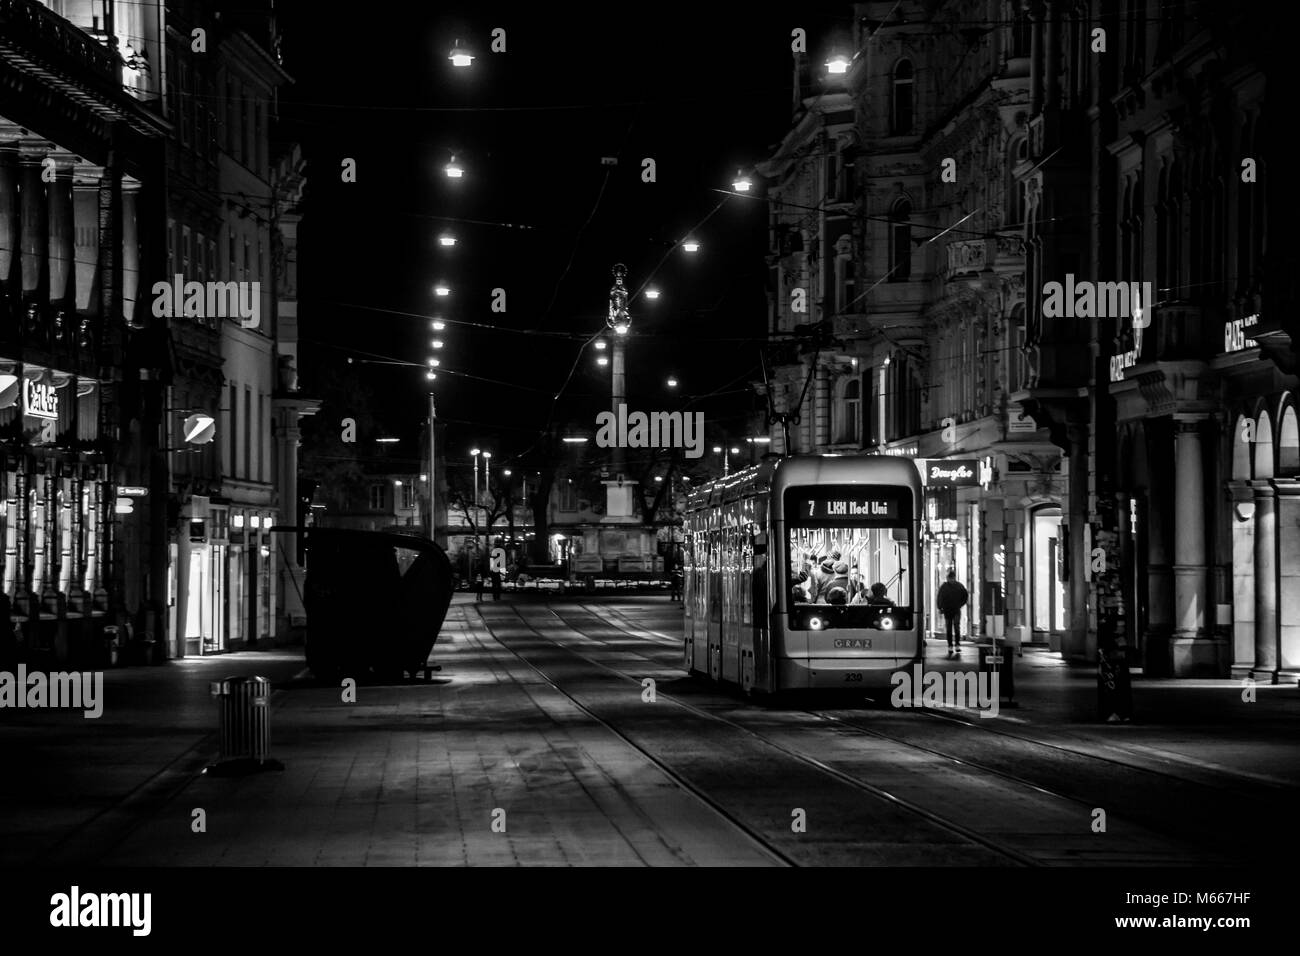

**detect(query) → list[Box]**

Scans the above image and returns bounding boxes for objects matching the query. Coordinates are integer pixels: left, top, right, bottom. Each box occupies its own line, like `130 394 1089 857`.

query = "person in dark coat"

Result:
937 570 969 656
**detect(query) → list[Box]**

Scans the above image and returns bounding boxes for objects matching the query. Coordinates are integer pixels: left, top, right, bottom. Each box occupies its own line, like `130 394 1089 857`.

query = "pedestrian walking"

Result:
936 570 969 657
669 567 683 601
475 573 485 603
491 569 503 601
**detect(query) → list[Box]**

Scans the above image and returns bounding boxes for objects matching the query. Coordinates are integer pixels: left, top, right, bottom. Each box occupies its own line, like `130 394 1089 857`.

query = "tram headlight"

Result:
809 616 825 630
879 615 895 630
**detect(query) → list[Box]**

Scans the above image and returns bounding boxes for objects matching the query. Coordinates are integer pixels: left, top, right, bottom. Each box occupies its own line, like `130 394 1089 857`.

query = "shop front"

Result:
0 364 113 666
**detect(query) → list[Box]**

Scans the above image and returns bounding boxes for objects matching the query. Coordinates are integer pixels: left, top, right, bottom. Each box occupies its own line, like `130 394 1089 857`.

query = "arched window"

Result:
835 376 861 445
1156 164 1169 292
1279 406 1299 476
890 199 912 281
891 60 914 135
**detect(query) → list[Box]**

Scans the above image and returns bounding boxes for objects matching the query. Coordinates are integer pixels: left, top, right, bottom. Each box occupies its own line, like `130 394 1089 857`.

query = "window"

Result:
182 225 192 276
1011 5 1031 57
228 384 238 476
836 377 861 445
241 93 250 166
1009 304 1027 393
244 386 251 480
258 392 265 481
401 483 417 510
889 199 912 281
891 60 914 134
1006 138 1028 226
166 219 176 273
243 239 250 281
228 229 236 281
558 480 579 512
368 484 385 511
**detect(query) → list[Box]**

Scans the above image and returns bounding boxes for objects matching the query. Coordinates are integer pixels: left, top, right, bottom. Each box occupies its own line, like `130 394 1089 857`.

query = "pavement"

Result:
1 592 1295 866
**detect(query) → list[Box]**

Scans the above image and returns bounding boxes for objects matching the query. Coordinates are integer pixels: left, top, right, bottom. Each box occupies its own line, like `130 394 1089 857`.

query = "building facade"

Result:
0 0 170 665
767 1 1291 679
161 0 294 656
1018 0 1291 678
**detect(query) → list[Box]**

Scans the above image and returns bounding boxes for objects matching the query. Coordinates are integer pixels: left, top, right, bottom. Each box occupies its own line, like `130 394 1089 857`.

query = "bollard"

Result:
209 676 273 764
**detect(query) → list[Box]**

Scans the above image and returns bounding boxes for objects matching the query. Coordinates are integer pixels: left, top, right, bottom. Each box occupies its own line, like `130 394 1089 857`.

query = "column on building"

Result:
1276 478 1300 682
0 145 18 284
1144 425 1174 670
1170 418 1210 673
1250 477 1277 682
19 142 48 302
1227 480 1256 678
1063 424 1092 660
73 163 101 314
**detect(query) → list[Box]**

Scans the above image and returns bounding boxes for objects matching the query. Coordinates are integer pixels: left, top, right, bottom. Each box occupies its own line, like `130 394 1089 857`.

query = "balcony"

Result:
945 239 987 281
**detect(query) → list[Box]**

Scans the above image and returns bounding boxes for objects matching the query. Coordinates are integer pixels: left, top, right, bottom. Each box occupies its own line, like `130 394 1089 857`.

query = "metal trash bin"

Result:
977 643 1015 703
210 676 273 763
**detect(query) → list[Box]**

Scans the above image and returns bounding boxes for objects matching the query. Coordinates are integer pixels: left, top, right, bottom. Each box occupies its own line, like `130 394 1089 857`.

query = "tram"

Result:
682 455 923 694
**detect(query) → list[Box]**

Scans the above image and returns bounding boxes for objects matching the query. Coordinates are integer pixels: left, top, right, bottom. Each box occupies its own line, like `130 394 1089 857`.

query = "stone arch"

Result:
1254 407 1274 480
1278 398 1299 476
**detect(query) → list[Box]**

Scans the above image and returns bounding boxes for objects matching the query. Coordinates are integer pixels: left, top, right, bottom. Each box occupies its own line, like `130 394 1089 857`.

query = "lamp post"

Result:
482 451 493 533
471 448 481 537
608 264 630 480
600 265 639 526
427 392 437 541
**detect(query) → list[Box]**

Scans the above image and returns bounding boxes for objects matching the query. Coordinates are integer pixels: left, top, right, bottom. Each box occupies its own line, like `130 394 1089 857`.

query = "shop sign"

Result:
23 380 58 420
1223 314 1259 354
923 459 979 487
1007 404 1037 433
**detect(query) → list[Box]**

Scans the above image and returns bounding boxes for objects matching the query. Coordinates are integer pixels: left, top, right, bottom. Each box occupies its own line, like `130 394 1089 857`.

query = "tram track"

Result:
596 598 1295 804
486 603 1041 866
534 602 1241 865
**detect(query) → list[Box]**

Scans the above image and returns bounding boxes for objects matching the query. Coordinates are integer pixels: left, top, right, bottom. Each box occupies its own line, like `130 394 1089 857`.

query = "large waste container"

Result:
301 529 454 683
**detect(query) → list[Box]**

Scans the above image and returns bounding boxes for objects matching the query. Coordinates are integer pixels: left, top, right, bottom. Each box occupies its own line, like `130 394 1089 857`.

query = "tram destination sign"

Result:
798 497 899 521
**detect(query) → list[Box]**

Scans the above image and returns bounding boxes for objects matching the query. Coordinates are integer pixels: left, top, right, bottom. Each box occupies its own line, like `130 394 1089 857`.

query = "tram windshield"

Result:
788 525 912 609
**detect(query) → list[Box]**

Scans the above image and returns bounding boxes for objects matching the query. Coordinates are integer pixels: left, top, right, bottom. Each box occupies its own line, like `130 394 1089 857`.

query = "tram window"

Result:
788 525 912 610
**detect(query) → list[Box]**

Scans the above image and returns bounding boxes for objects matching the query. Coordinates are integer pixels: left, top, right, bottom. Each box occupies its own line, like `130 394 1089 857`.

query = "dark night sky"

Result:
275 3 854 476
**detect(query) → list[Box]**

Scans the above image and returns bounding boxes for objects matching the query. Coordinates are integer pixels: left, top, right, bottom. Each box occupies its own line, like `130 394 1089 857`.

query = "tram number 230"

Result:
844 673 863 682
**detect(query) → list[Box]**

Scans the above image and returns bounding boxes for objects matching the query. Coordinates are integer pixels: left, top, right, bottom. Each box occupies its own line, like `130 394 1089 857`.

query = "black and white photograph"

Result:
0 0 1293 938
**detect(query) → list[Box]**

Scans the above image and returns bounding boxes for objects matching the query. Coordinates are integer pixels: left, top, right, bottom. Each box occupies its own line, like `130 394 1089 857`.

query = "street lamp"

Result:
666 376 678 388
431 320 446 331
644 288 660 300
732 170 752 192
682 239 700 253
826 54 850 74
445 156 464 178
431 339 444 349
439 234 457 246
434 285 450 297
448 40 474 67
